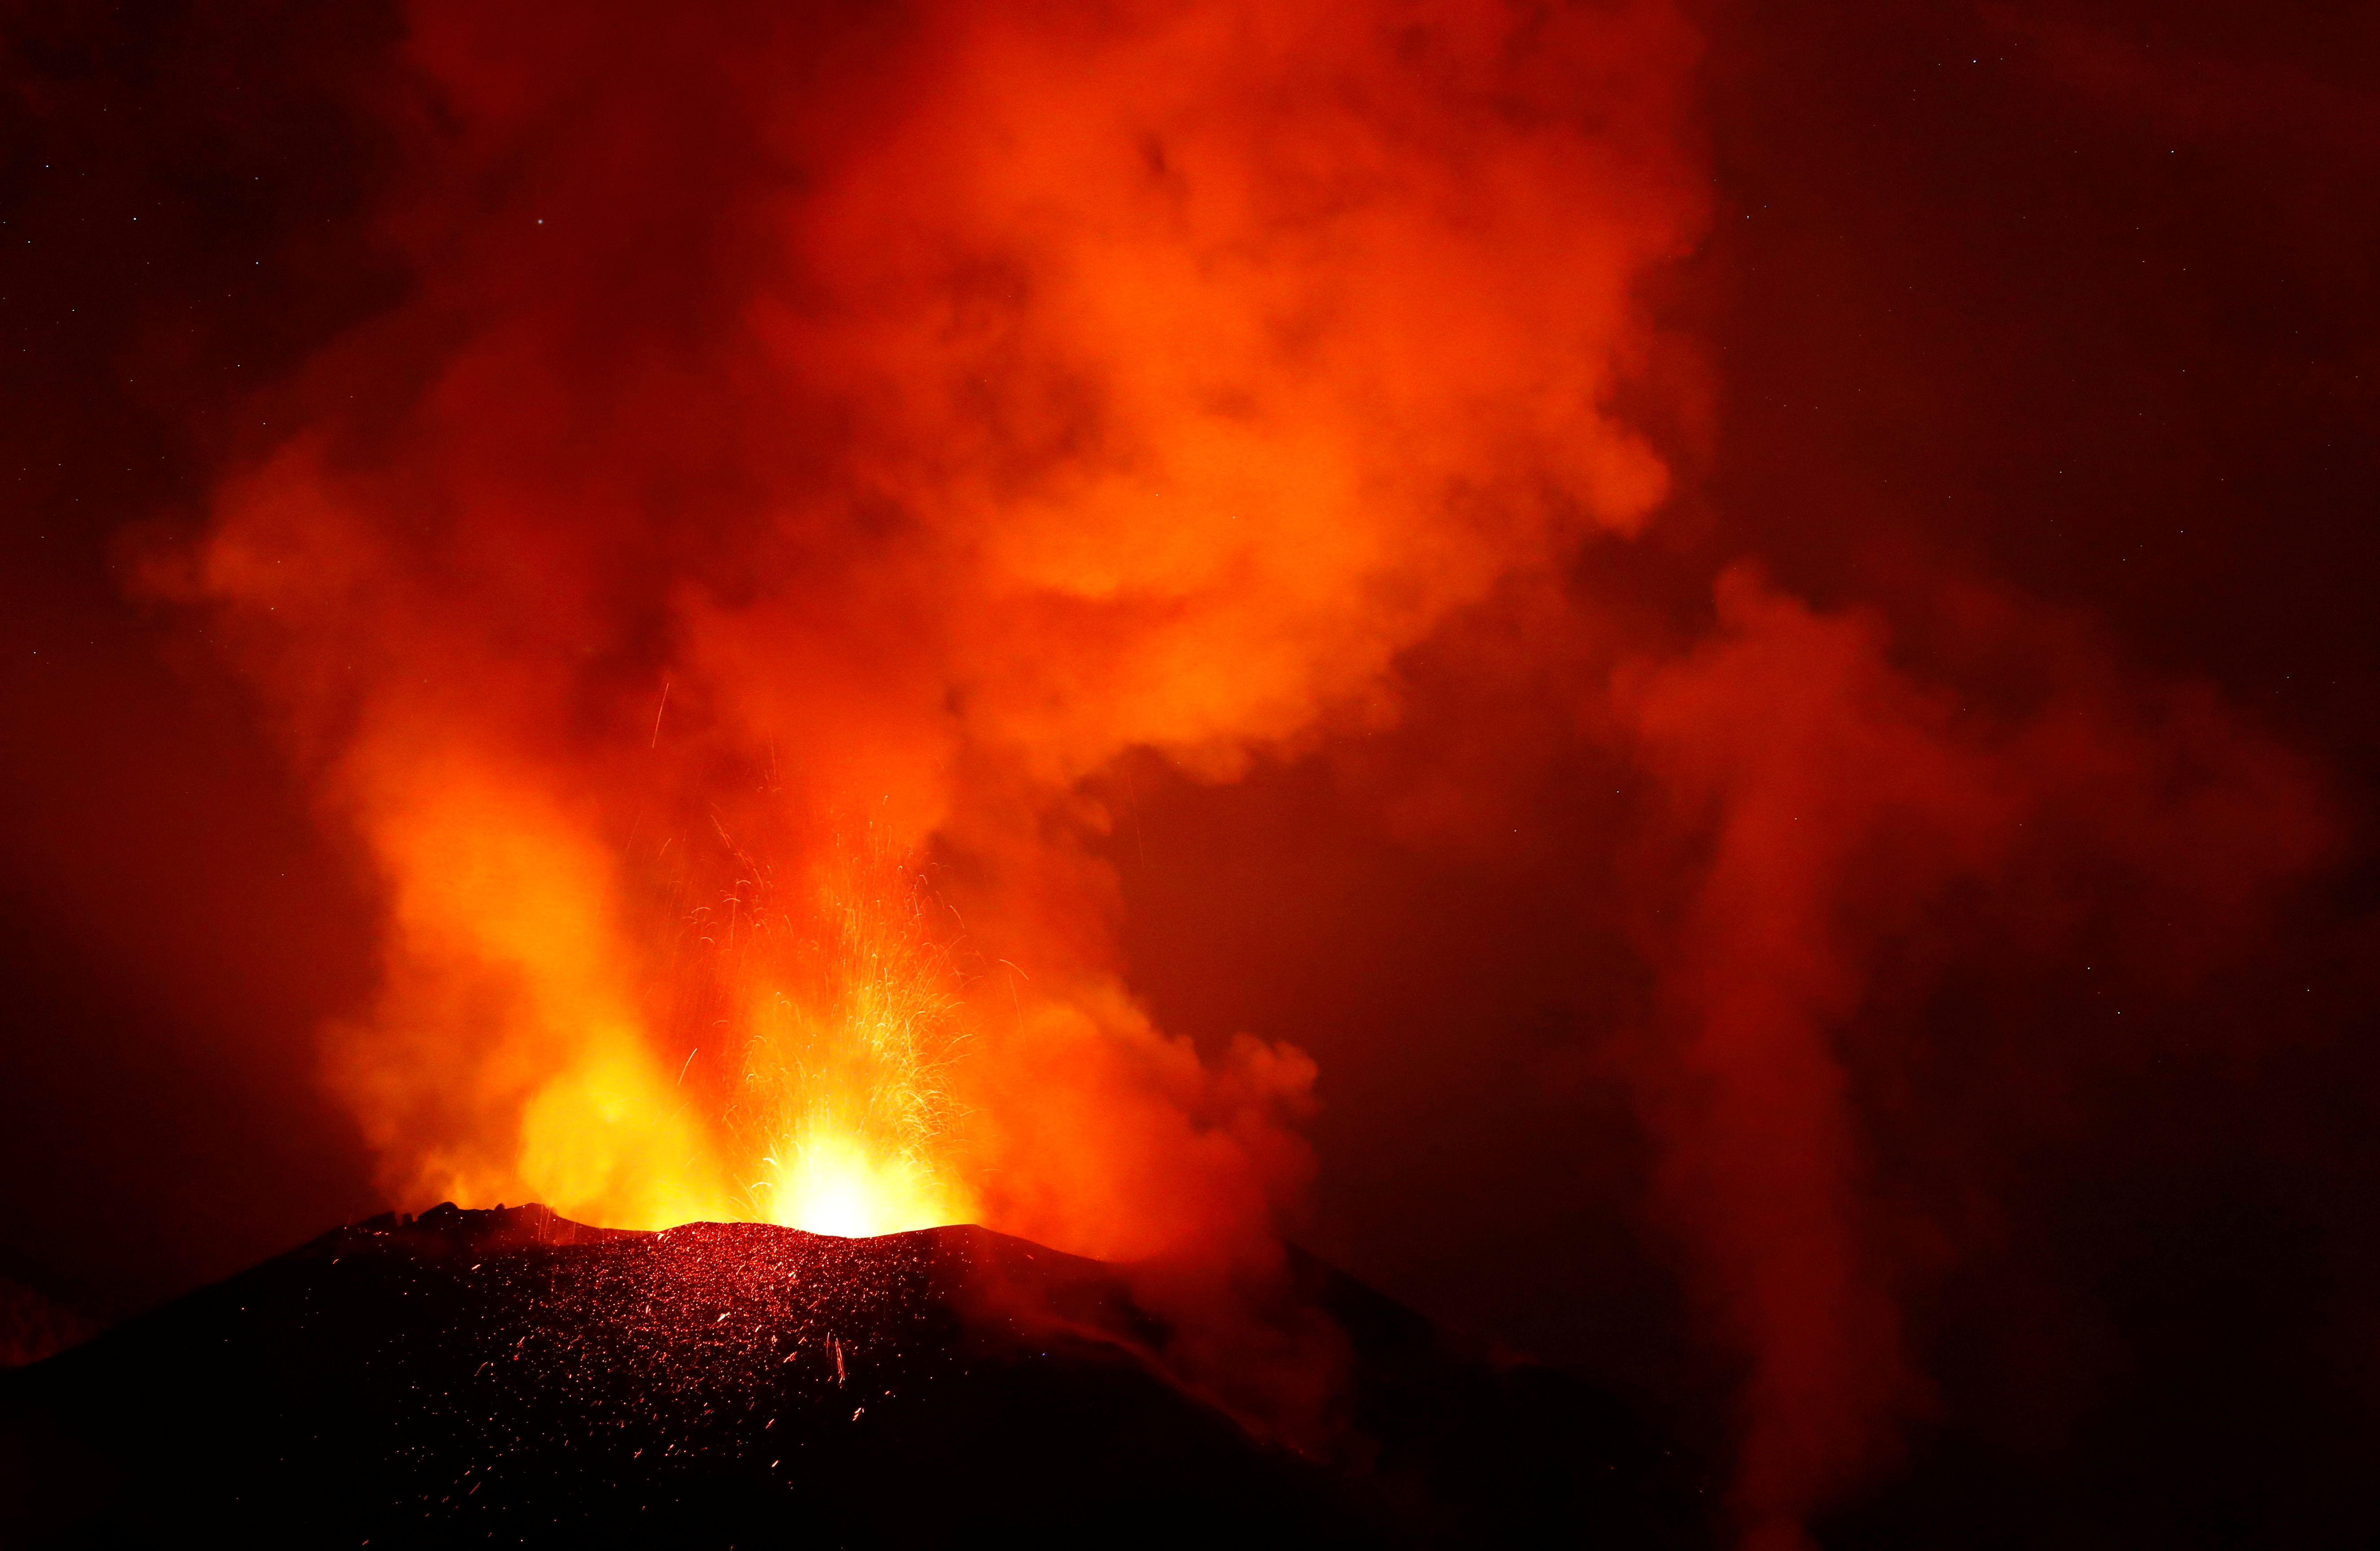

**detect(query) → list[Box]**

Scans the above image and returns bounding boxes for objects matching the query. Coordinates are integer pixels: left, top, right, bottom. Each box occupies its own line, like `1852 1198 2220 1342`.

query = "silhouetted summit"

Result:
0 1205 1702 1546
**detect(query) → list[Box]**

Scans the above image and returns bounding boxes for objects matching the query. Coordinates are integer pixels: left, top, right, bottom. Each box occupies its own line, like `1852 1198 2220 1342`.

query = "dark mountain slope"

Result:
0 1205 1703 1547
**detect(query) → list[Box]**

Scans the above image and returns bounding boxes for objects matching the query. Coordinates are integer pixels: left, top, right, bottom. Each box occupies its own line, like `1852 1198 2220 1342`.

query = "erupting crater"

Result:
0 1205 1702 1546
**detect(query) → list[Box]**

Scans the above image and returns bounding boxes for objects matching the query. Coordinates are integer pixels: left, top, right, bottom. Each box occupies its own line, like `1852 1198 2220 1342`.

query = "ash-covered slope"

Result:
0 1206 1702 1547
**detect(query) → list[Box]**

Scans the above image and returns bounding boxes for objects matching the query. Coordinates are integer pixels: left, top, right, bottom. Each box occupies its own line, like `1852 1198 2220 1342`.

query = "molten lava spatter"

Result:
714 846 976 1239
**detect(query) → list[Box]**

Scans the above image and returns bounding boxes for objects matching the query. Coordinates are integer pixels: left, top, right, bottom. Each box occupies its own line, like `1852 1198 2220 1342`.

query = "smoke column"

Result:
1616 569 2330 1544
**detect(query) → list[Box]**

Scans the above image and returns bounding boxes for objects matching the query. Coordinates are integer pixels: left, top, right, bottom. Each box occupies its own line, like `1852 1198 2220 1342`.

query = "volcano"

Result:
0 1207 1702 1546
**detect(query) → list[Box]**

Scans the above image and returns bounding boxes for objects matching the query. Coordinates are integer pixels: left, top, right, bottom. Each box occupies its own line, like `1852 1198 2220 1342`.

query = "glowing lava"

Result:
722 845 977 1239
757 1127 962 1239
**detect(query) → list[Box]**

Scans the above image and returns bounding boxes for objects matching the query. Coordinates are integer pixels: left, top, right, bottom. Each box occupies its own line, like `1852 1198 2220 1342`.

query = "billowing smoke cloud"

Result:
178 0 1702 1259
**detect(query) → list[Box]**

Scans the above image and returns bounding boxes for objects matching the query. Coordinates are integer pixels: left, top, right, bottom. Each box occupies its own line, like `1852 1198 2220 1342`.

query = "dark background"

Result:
4 1 2376 1542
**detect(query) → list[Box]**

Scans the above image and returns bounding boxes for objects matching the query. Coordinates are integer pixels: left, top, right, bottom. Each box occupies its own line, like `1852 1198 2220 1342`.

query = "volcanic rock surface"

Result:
0 1250 107 1371
0 1205 1702 1546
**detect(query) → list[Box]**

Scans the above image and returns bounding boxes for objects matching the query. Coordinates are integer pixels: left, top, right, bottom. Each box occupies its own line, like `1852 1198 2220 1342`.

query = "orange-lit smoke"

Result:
1614 568 2334 1547
186 0 1702 1260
